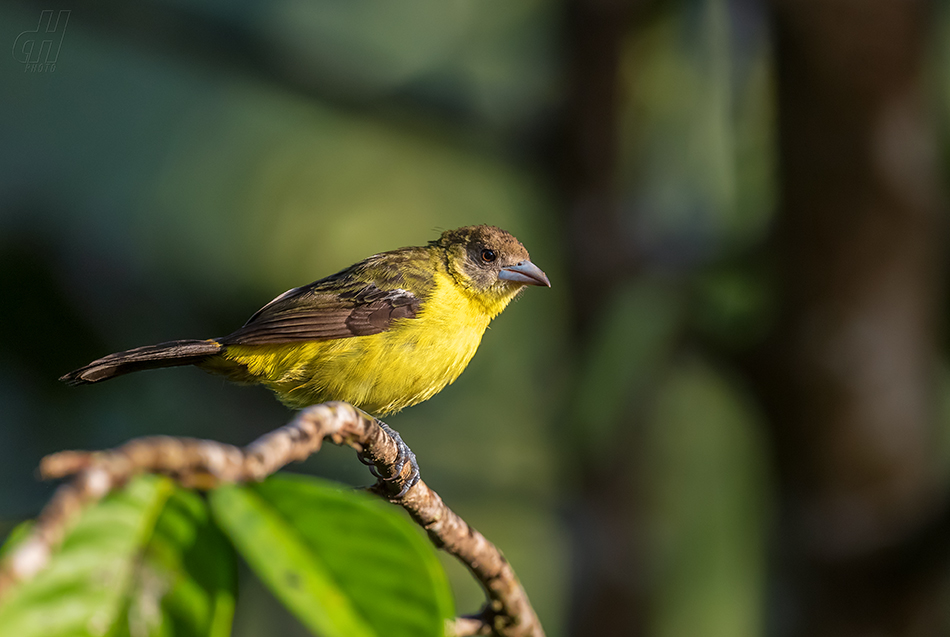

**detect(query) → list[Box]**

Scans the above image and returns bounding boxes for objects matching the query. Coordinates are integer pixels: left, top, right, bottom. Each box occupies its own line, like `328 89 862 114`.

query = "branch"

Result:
0 402 544 637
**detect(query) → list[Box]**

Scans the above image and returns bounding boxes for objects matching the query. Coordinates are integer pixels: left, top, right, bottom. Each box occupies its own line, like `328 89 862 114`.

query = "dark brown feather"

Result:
59 340 222 385
218 285 422 345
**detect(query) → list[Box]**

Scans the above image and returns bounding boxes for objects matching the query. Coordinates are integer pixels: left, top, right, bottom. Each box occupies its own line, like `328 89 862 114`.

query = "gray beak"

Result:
498 260 551 287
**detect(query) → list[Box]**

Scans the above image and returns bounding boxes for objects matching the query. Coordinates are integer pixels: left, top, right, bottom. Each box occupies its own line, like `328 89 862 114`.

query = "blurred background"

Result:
2 0 950 635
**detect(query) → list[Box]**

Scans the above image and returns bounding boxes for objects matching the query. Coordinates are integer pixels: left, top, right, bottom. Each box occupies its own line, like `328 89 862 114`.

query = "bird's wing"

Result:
218 284 422 345
218 252 432 346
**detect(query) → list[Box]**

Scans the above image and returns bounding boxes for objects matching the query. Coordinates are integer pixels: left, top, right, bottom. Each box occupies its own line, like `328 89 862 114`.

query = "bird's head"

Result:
434 225 550 313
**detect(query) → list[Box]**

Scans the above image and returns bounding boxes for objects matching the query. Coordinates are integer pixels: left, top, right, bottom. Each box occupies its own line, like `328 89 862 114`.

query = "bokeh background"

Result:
3 0 950 635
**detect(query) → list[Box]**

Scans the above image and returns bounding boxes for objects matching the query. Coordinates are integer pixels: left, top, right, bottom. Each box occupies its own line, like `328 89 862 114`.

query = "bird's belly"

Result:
219 314 489 415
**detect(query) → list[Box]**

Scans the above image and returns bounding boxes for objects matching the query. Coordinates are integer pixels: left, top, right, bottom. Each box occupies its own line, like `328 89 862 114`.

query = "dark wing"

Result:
218 283 422 346
219 246 435 346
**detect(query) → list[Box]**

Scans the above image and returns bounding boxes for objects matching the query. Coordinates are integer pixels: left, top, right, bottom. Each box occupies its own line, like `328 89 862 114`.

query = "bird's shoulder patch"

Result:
338 285 421 336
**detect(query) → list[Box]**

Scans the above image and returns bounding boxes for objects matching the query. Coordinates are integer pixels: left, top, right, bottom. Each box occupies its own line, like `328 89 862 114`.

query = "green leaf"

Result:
0 521 33 563
254 476 454 636
115 486 237 637
0 475 173 637
210 474 453 637
0 477 237 637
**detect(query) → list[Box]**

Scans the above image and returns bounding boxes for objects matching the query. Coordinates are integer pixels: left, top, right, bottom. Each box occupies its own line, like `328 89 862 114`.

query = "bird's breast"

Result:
359 272 492 411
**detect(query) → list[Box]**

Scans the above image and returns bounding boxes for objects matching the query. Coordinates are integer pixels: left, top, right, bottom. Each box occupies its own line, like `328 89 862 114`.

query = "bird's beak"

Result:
498 260 551 287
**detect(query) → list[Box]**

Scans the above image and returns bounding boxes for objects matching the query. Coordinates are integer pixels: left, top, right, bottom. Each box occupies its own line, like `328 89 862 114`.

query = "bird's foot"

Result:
356 420 420 497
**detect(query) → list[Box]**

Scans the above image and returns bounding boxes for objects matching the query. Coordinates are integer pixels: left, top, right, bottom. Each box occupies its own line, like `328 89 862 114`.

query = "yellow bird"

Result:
62 225 550 416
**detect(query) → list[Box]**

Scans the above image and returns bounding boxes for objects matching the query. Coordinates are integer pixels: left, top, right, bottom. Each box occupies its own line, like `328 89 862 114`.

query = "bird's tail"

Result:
60 339 223 386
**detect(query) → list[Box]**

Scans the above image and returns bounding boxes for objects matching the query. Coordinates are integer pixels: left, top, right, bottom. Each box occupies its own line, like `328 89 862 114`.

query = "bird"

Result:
61 225 550 489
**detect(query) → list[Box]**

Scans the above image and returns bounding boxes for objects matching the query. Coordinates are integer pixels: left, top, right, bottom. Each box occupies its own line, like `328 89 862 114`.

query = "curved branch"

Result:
0 402 544 637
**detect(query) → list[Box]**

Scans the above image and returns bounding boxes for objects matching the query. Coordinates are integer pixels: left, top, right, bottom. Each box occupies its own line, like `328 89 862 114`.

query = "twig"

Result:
0 402 544 637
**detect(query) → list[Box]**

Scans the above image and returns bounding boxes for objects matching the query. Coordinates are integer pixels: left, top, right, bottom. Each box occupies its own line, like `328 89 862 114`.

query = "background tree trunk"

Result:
757 1 948 634
558 0 650 635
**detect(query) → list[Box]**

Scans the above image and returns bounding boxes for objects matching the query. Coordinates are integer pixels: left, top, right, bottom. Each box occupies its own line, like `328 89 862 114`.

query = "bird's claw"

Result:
356 450 379 473
371 420 420 497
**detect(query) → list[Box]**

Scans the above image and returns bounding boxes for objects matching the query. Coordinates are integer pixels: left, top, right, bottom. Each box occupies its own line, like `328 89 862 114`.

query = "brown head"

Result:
433 225 550 304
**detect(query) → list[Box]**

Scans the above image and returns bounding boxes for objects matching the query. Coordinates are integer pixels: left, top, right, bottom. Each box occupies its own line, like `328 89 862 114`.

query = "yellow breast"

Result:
217 271 494 414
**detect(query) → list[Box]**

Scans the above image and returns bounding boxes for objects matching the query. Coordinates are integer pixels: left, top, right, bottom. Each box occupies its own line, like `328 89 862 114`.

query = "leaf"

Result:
116 486 237 637
0 521 33 562
0 477 237 637
210 474 454 637
0 475 173 637
254 475 455 636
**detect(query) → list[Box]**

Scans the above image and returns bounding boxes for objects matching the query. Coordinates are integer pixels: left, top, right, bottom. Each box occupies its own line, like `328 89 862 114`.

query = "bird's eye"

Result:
481 249 497 263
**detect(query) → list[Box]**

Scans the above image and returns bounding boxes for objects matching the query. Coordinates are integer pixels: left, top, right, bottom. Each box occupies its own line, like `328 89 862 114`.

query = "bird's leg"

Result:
356 419 421 497
378 421 421 494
